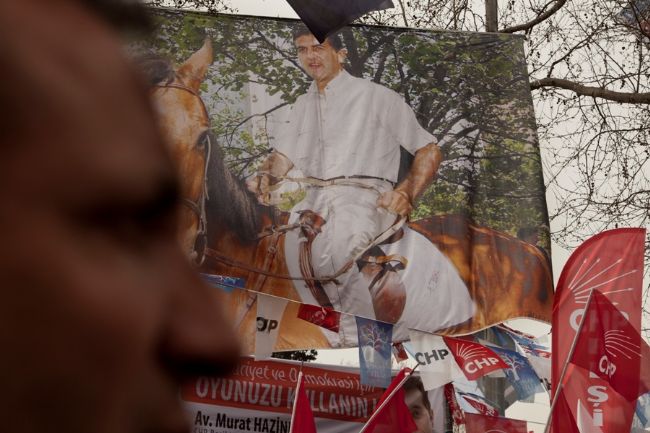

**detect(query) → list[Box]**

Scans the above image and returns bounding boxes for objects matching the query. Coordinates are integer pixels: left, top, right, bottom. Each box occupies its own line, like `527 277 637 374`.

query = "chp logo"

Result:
563 256 639 333
415 347 451 365
461 395 498 417
256 316 279 333
445 338 508 380
306 309 327 326
598 329 641 379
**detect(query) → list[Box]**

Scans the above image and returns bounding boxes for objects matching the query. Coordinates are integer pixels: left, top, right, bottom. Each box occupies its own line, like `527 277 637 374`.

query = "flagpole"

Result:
289 370 303 433
543 290 596 433
358 363 420 433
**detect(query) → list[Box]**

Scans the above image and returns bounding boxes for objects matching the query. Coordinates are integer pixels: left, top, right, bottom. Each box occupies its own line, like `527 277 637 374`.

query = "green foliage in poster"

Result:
139 10 549 252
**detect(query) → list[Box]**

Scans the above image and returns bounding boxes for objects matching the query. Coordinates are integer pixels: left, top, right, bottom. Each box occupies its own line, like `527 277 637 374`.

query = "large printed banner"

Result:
181 357 445 433
138 9 553 350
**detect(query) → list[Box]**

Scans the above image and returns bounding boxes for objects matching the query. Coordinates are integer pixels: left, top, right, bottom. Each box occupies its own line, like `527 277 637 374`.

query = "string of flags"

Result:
198 273 650 432
408 330 509 390
203 273 542 394
204 280 546 395
199 228 648 432
200 273 650 432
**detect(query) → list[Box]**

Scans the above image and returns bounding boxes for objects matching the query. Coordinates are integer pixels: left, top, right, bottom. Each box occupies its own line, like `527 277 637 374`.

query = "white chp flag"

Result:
255 294 289 359
408 329 464 390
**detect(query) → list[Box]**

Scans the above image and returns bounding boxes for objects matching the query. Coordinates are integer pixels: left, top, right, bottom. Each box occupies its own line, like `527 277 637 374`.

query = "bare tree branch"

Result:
397 0 409 27
531 77 650 103
500 0 567 33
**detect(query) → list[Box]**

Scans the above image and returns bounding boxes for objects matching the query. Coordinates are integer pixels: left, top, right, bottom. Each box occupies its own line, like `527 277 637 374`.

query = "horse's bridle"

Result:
152 81 212 265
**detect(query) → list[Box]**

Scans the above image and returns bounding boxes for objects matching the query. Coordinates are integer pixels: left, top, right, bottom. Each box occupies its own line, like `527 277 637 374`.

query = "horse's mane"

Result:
205 140 266 243
134 54 175 86
135 53 264 242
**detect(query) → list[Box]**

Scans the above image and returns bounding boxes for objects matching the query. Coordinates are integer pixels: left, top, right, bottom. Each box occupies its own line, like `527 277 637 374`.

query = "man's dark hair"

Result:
292 24 344 51
403 375 432 412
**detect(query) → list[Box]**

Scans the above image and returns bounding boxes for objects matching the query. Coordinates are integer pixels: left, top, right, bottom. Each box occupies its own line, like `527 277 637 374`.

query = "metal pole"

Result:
486 0 498 32
288 371 303 433
542 291 596 433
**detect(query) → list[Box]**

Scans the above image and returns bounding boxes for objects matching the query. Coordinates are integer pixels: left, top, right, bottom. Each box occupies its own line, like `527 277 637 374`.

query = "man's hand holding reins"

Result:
246 151 294 204
246 173 274 203
377 142 442 218
377 189 413 217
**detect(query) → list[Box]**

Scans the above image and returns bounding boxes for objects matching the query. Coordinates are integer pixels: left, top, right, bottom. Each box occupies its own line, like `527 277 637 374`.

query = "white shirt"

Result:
271 70 434 182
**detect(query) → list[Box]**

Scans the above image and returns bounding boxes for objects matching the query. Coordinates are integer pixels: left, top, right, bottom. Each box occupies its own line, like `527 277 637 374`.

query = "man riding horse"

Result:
247 26 475 334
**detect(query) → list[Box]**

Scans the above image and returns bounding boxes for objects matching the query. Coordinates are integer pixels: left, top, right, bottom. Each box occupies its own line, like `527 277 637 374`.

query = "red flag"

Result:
392 342 409 362
553 229 645 387
558 364 635 433
444 384 466 427
289 372 316 433
550 389 580 433
443 336 509 380
570 290 650 401
360 368 418 433
459 392 499 417
552 228 645 432
464 413 527 433
297 303 340 333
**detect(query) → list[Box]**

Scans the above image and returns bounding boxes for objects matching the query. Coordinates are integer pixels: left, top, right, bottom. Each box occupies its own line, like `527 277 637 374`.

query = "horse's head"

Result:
147 39 214 263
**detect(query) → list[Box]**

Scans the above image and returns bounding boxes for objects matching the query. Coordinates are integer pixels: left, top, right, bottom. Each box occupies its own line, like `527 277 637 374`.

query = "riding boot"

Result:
356 246 408 323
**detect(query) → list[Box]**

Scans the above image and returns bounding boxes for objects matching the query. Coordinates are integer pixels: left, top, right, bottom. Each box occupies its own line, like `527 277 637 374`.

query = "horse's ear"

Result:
176 37 213 92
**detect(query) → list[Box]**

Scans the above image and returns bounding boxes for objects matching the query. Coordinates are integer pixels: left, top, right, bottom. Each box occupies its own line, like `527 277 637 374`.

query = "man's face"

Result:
405 388 435 433
0 2 239 433
295 34 345 88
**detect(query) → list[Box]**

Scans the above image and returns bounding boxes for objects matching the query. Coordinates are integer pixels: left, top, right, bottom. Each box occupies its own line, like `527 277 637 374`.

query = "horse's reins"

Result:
152 81 212 265
208 210 406 331
205 174 408 286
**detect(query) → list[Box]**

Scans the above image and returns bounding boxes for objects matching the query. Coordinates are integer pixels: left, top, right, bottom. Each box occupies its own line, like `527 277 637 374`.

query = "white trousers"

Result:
283 180 475 346
293 180 394 276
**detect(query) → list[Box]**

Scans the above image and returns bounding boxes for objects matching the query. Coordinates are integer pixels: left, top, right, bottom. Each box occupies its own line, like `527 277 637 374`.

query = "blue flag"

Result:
488 345 543 401
356 316 393 388
286 0 394 42
636 392 650 427
494 327 550 358
200 273 245 293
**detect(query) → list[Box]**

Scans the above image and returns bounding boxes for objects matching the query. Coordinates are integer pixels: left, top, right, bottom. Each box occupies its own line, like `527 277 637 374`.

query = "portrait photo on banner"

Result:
133 9 554 351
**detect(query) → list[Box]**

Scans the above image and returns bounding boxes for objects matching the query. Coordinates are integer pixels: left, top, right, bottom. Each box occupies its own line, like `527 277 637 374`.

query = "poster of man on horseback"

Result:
138 9 554 351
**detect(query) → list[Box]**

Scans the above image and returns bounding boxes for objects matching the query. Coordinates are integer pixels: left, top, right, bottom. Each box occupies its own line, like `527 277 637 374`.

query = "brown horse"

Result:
150 41 554 353
145 39 213 263
203 149 554 351
143 39 332 351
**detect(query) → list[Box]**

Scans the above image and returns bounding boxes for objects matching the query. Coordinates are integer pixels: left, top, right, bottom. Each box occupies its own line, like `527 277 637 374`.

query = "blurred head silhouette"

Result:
0 1 239 432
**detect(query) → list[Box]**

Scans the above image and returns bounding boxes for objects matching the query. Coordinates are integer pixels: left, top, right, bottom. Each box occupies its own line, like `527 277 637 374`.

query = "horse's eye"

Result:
196 130 211 151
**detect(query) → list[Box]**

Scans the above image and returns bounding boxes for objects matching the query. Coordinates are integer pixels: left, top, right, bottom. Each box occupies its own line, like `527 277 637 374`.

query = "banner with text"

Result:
181 357 447 433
